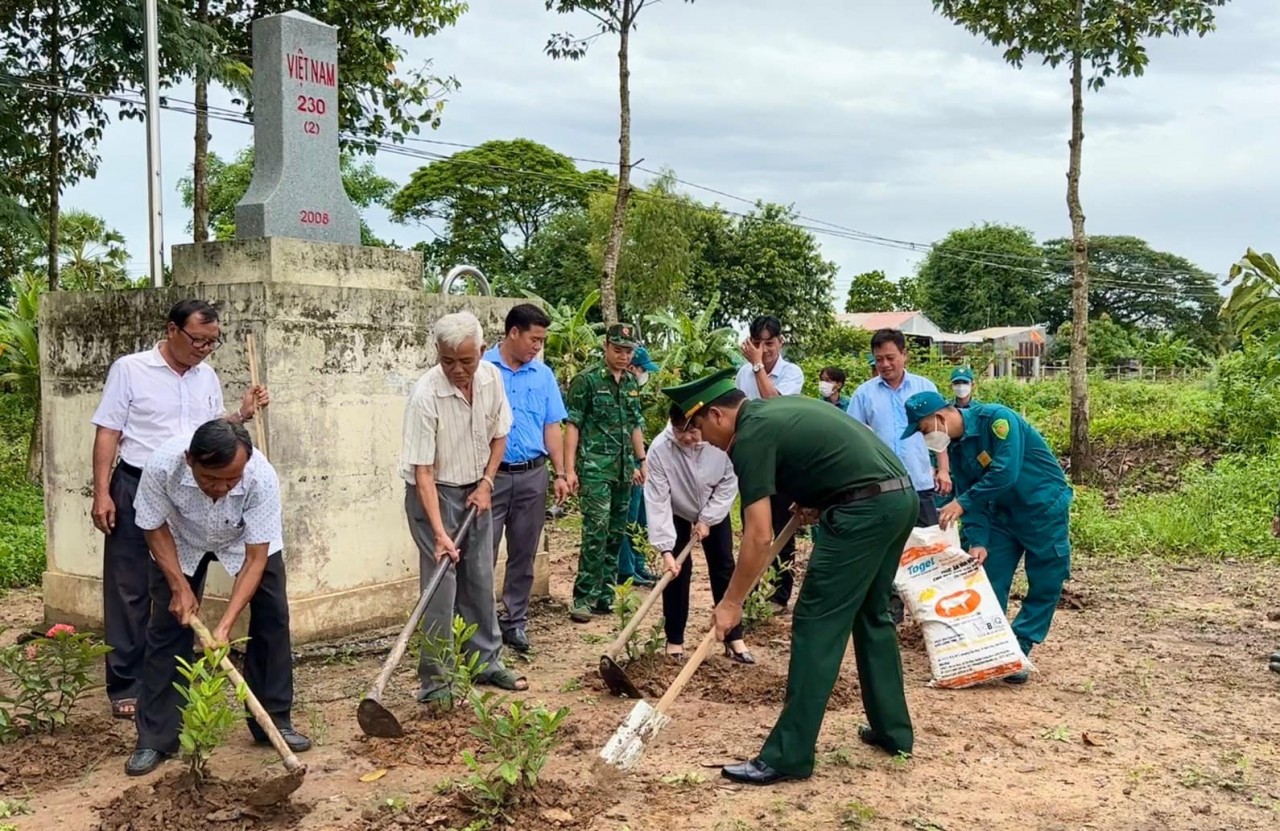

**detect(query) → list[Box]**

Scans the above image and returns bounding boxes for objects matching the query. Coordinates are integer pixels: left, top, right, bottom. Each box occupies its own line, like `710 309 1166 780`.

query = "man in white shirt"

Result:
401 311 526 703
90 299 267 721
126 419 307 777
645 402 752 663
734 314 804 612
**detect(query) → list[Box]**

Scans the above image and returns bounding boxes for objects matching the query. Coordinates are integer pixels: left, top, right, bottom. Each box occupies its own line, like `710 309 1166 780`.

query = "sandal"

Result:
665 647 686 663
111 698 137 720
478 667 529 692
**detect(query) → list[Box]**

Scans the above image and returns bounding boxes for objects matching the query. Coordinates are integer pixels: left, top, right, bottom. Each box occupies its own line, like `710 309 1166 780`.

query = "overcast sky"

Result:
69 0 1280 303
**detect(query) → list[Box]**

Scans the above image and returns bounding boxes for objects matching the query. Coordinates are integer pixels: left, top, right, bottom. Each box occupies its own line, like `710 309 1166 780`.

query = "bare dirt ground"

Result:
3 522 1280 831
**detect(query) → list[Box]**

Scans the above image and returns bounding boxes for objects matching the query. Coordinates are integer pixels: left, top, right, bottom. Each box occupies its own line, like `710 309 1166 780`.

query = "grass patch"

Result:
1071 451 1280 560
0 393 44 588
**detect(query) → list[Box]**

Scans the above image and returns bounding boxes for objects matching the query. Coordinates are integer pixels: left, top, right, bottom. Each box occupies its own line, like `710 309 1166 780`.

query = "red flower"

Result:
45 623 77 638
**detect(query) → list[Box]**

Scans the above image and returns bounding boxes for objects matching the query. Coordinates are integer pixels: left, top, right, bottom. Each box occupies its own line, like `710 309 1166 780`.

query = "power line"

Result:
0 70 1233 299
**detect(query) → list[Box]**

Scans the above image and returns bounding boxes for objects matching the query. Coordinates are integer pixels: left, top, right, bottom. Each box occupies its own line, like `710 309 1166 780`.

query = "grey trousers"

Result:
490 466 549 633
404 483 505 696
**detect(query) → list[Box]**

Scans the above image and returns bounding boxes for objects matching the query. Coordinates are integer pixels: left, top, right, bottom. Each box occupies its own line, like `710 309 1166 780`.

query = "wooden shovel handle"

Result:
603 536 697 661
654 627 718 716
188 615 302 773
245 333 268 457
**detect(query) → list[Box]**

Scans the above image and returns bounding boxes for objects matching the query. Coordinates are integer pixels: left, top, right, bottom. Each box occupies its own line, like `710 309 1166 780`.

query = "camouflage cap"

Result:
606 323 639 348
661 367 738 419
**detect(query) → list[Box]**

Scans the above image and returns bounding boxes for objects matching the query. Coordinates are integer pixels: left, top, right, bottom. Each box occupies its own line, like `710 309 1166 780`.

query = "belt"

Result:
499 455 547 474
116 461 143 478
827 476 913 508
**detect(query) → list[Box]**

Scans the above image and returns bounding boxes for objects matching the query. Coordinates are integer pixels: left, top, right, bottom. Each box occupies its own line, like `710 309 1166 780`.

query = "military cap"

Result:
900 390 950 439
661 367 738 419
950 366 974 383
631 345 660 372
606 323 639 348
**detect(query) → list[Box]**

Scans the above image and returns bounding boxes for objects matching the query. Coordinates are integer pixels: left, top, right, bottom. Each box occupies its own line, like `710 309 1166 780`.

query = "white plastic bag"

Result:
893 525 1032 688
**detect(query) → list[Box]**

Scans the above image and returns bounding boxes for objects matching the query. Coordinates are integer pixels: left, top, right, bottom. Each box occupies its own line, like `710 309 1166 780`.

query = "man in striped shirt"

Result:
401 312 527 700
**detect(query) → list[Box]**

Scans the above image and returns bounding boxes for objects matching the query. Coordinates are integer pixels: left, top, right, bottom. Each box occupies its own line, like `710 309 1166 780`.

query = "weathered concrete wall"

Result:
41 240 548 643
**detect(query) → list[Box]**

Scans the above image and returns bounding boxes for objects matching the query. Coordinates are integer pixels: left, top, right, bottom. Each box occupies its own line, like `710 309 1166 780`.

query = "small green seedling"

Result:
175 640 249 783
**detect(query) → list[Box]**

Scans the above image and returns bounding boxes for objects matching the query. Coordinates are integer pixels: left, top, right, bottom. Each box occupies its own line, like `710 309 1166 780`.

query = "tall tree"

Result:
544 0 695 324
53 209 134 291
688 202 838 349
1041 235 1224 351
178 147 397 246
916 223 1046 332
932 0 1229 481
179 0 467 239
391 138 610 280
0 3 131 289
845 270 908 313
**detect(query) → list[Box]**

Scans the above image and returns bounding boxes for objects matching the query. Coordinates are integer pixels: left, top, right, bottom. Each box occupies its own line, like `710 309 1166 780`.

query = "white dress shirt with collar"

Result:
734 356 805 400
643 424 739 554
133 434 284 577
91 344 225 469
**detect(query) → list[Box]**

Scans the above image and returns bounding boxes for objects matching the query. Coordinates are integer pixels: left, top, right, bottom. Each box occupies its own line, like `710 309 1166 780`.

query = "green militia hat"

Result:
661 367 738 419
606 323 639 347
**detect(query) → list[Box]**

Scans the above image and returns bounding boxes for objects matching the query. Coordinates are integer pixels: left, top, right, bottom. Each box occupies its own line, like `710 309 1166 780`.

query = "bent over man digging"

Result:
127 419 308 776
665 368 918 785
401 311 527 701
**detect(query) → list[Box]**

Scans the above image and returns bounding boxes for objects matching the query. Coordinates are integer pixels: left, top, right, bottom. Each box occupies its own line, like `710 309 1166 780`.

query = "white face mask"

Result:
952 383 972 399
818 380 836 398
634 371 649 387
924 430 951 453
922 415 950 453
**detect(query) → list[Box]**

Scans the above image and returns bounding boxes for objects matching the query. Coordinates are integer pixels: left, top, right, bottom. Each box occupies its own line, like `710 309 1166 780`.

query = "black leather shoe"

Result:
503 628 532 653
125 748 168 777
254 727 313 753
859 725 910 756
721 758 803 786
724 645 756 665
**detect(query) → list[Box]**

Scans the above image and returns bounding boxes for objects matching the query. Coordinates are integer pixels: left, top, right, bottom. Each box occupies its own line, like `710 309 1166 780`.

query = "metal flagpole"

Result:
144 0 165 287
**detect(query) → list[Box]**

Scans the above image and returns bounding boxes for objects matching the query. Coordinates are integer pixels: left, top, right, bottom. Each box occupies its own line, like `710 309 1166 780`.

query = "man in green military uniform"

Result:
564 324 648 623
663 368 917 785
903 390 1073 684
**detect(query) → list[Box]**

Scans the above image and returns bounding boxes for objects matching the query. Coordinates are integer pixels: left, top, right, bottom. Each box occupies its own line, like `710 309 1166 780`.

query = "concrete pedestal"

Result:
39 237 549 643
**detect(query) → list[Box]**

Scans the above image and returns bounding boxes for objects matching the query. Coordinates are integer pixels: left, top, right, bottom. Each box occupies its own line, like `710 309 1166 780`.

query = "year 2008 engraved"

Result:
299 210 330 226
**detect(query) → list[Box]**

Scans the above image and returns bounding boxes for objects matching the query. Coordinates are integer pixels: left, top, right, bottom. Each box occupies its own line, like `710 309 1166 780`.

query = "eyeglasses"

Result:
179 327 224 351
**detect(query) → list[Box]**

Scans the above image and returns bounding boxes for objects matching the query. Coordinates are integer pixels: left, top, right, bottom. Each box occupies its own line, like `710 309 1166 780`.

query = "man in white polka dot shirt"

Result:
125 419 309 777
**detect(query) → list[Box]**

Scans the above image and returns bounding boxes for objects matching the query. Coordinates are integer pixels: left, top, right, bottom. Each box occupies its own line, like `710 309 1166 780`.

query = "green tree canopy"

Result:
178 147 397 246
390 138 611 283
845 269 910 313
1040 235 1223 352
688 202 838 349
916 223 1046 333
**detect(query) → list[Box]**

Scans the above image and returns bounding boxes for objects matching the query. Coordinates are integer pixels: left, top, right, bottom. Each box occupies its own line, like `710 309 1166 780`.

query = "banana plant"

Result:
525 289 605 389
1222 249 1280 377
644 292 739 382
0 272 44 483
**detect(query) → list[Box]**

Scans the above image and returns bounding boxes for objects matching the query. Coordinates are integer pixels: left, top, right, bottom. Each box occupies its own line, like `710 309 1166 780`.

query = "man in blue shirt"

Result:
484 304 571 652
847 329 951 528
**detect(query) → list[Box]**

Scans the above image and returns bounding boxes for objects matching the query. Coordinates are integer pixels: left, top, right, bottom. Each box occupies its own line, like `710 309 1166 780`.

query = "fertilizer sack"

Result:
894 525 1032 688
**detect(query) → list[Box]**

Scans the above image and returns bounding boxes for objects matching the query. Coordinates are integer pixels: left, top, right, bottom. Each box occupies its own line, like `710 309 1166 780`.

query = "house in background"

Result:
835 311 1046 378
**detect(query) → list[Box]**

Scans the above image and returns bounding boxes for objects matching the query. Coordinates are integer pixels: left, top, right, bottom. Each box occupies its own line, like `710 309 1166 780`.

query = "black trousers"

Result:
103 464 151 702
135 551 294 752
661 516 742 645
915 489 940 527
740 494 799 607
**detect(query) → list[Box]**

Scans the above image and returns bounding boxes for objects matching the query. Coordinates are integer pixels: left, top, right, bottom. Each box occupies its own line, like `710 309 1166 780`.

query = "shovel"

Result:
187 615 305 806
357 506 478 738
599 515 802 771
599 536 698 698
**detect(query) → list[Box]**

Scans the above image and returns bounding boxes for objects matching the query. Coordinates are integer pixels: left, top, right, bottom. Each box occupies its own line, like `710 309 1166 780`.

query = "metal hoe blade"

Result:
247 767 306 807
598 655 644 700
357 697 405 739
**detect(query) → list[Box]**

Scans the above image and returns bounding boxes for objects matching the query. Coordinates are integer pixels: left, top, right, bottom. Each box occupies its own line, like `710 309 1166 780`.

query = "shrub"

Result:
459 693 570 823
417 614 489 711
610 578 664 663
0 625 112 742
175 641 248 782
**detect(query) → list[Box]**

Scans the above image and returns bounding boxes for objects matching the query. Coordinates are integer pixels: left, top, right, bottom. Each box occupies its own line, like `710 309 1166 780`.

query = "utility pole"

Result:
144 0 165 286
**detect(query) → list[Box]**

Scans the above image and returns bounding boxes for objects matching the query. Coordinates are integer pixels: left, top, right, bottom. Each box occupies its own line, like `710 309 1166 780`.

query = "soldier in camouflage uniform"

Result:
564 324 648 622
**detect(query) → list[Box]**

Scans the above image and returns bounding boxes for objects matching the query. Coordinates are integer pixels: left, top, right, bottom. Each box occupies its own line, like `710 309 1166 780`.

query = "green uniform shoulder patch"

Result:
992 418 1010 440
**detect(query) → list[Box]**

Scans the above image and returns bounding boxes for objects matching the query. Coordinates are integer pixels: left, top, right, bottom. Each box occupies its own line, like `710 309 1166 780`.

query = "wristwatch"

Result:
752 362 764 373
